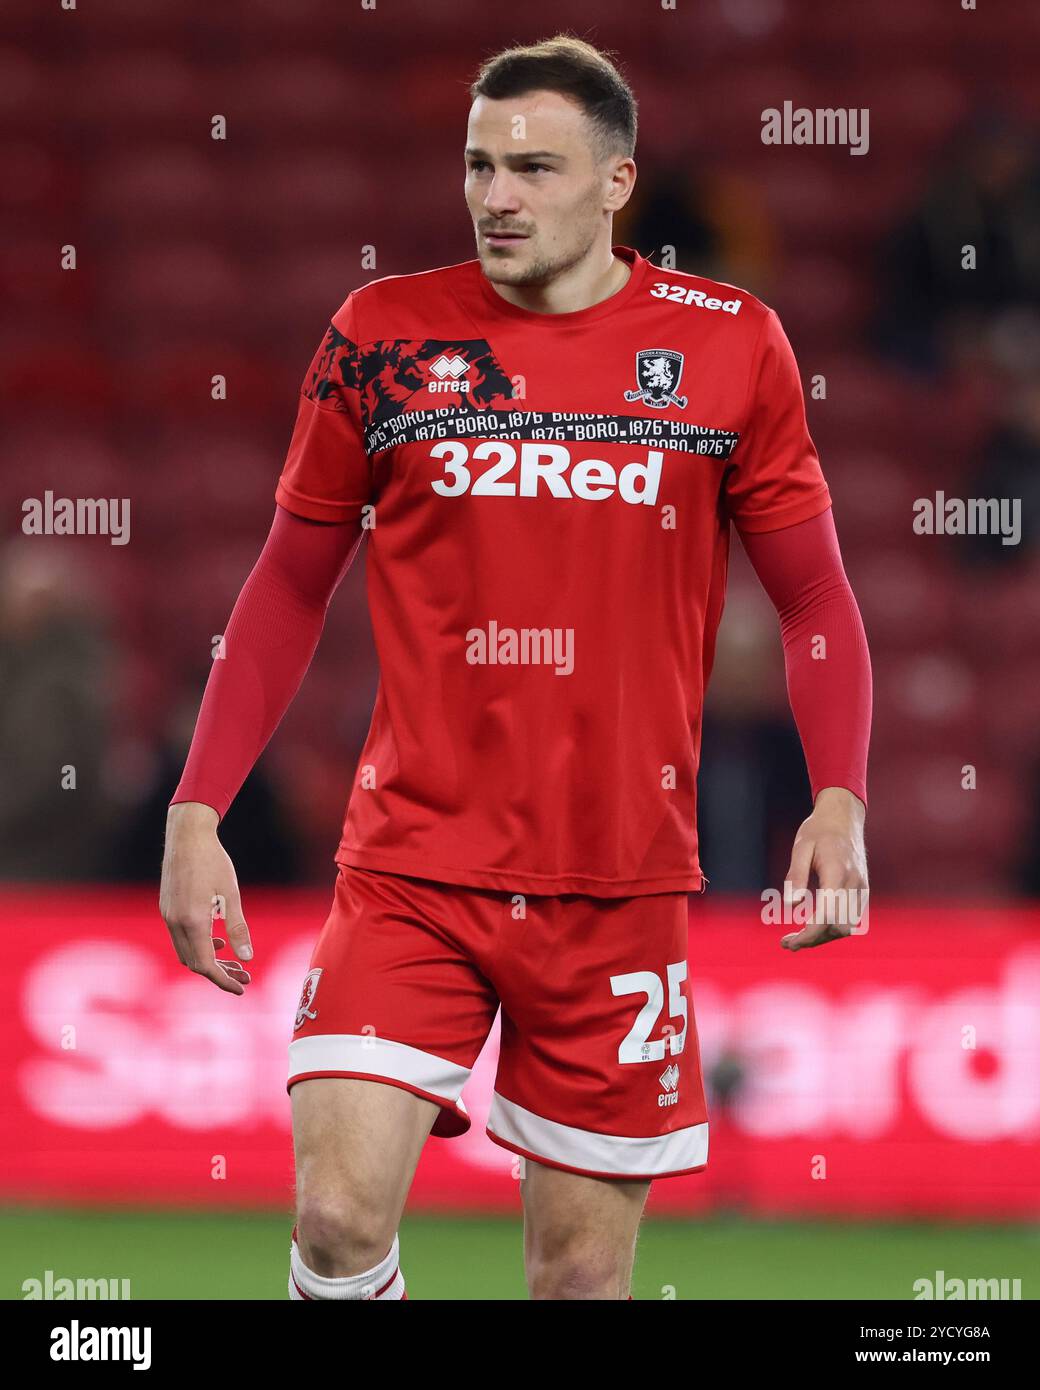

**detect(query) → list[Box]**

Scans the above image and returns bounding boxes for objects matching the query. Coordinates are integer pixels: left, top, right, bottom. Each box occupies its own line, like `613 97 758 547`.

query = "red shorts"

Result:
287 865 709 1180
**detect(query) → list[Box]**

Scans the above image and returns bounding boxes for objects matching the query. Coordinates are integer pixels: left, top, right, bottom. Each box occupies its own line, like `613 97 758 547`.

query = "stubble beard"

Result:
479 233 594 289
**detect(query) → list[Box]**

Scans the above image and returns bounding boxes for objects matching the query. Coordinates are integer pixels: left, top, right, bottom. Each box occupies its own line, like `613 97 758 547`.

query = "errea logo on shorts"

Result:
429 440 663 505
650 281 742 314
658 1062 680 1107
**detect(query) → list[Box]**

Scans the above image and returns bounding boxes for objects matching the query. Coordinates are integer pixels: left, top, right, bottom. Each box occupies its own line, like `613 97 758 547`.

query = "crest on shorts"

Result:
294 968 323 1031
623 349 688 410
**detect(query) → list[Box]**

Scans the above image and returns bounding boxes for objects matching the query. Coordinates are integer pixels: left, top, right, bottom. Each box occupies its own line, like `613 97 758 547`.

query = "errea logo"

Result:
650 281 742 315
429 354 470 393
658 1062 680 1107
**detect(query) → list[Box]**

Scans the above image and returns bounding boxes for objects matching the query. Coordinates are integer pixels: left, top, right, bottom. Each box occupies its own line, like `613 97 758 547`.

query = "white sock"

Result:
289 1229 406 1300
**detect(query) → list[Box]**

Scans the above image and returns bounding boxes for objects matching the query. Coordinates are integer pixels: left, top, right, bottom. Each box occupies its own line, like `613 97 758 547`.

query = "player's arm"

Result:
160 507 363 991
161 294 373 990
739 509 871 949
725 307 871 948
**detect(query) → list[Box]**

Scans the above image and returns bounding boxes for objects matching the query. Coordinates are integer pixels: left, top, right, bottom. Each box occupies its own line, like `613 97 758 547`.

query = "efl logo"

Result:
428 354 470 393
429 440 663 505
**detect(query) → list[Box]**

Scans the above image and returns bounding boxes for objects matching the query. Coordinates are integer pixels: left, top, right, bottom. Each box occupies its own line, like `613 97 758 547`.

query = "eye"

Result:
524 163 551 174
468 160 490 174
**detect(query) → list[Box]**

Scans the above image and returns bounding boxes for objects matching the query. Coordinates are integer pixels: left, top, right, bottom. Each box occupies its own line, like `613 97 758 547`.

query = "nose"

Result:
483 172 521 218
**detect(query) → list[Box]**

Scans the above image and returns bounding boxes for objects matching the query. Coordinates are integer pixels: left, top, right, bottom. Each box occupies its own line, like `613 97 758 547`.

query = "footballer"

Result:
159 34 871 1301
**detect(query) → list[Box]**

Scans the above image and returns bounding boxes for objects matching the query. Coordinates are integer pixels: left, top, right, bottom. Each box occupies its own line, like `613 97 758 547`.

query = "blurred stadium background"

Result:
2 0 1038 1299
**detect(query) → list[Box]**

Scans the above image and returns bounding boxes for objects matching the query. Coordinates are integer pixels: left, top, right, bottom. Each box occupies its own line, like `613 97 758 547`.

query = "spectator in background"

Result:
702 1046 751 1215
873 111 1040 375
621 155 775 291
106 688 302 884
961 376 1040 569
0 541 113 881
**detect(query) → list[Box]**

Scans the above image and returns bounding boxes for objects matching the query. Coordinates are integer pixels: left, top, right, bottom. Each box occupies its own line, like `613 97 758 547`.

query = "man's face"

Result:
464 90 632 287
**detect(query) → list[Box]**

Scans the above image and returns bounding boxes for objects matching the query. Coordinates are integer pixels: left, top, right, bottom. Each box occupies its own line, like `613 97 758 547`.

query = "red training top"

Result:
175 246 865 896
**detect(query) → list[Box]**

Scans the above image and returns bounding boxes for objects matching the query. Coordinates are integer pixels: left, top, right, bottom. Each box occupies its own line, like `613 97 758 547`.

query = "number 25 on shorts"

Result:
611 962 688 1064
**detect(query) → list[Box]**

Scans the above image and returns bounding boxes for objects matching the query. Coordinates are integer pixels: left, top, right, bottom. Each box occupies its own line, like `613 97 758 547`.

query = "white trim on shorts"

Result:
288 1033 470 1102
486 1093 709 1178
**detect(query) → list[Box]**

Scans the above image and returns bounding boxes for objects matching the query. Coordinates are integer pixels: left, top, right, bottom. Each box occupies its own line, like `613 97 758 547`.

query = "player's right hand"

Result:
159 802 253 994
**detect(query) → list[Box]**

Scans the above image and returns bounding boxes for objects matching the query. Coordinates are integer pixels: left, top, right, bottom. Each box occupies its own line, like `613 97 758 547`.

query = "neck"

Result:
487 240 630 315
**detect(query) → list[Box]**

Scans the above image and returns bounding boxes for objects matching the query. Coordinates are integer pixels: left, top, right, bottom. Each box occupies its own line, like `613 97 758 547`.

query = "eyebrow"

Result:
465 148 565 163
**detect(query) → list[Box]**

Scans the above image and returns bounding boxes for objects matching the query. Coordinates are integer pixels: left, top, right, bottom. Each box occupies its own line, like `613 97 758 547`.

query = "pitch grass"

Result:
2 1207 1036 1300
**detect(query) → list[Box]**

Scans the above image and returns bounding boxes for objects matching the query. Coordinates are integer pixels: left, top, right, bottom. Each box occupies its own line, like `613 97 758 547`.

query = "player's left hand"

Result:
780 786 868 951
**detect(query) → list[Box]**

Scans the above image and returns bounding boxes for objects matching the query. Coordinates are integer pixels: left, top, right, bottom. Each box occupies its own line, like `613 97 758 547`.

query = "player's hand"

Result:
159 802 253 993
780 786 868 951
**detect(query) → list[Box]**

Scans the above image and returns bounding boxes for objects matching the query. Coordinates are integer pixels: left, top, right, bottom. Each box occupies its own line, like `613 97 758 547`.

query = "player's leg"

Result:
486 888 708 1301
287 864 499 1300
520 1160 650 1300
290 1076 437 1298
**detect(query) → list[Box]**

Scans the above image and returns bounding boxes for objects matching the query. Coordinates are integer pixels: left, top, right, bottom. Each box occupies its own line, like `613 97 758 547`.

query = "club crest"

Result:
623 349 688 410
294 967 323 1031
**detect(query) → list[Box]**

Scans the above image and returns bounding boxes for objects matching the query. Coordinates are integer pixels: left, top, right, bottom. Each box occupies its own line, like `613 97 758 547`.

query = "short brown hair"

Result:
469 34 637 160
